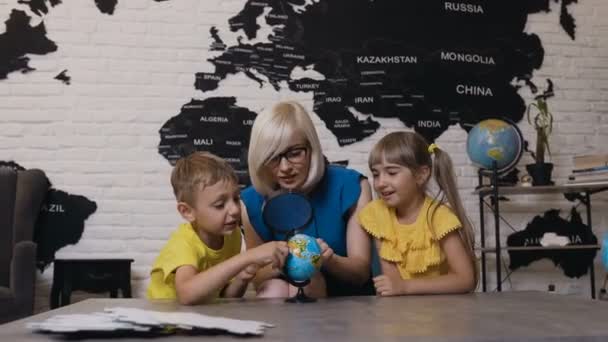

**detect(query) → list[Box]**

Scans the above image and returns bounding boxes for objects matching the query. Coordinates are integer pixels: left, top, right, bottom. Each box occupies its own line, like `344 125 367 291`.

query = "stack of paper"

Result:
26 307 274 337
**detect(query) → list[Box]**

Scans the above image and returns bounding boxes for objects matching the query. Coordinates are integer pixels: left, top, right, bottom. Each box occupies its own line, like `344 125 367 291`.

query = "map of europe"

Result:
1 0 578 185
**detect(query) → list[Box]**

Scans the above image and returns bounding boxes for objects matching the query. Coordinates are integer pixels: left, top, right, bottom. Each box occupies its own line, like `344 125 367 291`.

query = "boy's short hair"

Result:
171 152 238 205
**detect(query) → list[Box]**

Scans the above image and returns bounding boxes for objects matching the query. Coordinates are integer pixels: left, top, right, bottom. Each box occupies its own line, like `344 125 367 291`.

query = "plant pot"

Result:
526 162 554 186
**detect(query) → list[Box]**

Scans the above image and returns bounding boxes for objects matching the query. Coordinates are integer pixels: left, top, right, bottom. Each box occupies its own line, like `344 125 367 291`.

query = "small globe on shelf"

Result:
466 118 524 175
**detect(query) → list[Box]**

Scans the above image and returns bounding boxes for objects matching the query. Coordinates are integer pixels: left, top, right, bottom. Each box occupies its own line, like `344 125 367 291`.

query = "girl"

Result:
359 131 477 296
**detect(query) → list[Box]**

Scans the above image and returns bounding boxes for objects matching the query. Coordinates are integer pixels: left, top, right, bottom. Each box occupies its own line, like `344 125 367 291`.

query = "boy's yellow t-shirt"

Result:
147 222 242 300
358 197 462 280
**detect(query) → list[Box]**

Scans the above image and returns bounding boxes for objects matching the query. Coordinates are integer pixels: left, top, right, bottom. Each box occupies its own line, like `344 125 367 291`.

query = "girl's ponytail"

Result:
432 147 478 286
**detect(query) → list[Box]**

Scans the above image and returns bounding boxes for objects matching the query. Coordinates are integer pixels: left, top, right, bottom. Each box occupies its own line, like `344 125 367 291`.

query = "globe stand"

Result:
489 161 502 292
285 278 316 303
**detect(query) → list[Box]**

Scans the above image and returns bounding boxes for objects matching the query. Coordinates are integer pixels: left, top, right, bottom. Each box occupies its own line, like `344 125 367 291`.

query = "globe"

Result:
466 119 524 174
285 234 322 283
602 234 608 271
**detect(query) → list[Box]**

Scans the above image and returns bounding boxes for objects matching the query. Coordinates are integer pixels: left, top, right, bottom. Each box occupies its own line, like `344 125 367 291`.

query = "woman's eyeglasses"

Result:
266 146 308 168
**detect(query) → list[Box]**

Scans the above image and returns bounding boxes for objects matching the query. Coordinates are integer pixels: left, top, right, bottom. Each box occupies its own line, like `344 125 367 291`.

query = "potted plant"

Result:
525 79 554 186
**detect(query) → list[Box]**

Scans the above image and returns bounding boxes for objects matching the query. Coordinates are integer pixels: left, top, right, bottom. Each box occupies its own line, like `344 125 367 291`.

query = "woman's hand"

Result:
315 178 372 286
316 238 334 266
236 264 260 282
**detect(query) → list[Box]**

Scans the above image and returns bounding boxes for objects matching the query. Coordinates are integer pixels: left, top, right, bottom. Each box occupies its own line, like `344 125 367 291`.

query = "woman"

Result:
241 101 374 298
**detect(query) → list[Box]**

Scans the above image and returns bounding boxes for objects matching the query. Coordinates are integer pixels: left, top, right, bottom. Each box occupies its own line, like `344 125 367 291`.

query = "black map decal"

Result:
54 69 70 84
201 0 560 144
0 10 57 79
0 0 174 80
507 208 597 278
159 0 578 182
1 161 97 271
209 26 226 51
0 0 579 183
158 97 257 186
94 0 118 15
559 0 578 40
17 0 61 16
34 188 97 271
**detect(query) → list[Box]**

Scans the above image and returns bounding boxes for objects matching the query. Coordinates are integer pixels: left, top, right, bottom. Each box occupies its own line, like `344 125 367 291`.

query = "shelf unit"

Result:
474 166 608 299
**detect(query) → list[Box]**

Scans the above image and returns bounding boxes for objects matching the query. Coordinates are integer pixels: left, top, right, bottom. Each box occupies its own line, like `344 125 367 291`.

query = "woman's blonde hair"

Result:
248 101 325 196
369 131 477 286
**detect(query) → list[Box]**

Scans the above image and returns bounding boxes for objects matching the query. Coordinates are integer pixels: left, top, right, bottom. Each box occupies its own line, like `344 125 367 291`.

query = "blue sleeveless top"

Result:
241 165 375 296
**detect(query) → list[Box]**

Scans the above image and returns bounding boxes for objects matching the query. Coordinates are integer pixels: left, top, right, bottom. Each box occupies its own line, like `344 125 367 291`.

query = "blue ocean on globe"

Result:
466 119 523 173
602 234 608 270
285 234 322 282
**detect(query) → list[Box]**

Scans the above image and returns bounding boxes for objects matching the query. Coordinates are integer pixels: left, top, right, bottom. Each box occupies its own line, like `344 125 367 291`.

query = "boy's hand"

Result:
251 241 289 269
373 274 405 296
236 264 259 282
316 238 334 266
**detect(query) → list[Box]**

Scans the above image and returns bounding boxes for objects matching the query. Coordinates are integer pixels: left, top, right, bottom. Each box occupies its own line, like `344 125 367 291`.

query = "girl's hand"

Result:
236 264 260 282
316 238 334 266
373 274 406 296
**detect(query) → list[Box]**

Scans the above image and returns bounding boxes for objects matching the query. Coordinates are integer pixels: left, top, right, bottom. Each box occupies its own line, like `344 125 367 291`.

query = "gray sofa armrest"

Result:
11 240 36 316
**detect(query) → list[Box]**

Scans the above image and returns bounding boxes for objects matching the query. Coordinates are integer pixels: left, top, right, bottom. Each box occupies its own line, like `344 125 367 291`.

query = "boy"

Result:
147 152 288 304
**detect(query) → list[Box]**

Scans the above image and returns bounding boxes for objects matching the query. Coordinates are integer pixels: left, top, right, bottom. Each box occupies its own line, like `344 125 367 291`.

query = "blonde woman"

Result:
241 101 374 298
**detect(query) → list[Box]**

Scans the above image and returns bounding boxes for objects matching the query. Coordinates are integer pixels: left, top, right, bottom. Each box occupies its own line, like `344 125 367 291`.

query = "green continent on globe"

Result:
288 238 308 258
311 254 321 267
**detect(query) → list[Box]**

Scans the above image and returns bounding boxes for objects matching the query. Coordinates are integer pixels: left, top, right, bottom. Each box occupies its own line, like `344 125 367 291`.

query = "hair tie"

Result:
428 143 439 154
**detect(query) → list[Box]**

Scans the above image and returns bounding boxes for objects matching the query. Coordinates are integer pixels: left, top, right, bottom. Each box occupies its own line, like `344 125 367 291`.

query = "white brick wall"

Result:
0 0 607 312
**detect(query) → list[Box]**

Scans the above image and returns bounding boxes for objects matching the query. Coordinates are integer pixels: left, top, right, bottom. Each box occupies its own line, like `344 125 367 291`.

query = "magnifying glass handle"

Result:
284 230 296 241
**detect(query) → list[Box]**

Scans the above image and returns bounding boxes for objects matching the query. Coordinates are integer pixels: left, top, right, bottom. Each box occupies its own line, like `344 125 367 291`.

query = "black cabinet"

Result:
50 259 133 309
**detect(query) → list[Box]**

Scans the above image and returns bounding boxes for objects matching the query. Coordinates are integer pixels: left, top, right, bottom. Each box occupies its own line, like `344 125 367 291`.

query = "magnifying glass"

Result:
262 192 318 303
262 192 313 241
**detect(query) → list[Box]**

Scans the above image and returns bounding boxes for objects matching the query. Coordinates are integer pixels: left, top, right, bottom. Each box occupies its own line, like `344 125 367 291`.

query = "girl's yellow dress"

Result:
359 197 461 279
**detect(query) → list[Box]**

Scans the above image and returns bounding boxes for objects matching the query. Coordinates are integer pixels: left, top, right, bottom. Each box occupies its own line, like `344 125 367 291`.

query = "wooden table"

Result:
2 292 608 341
